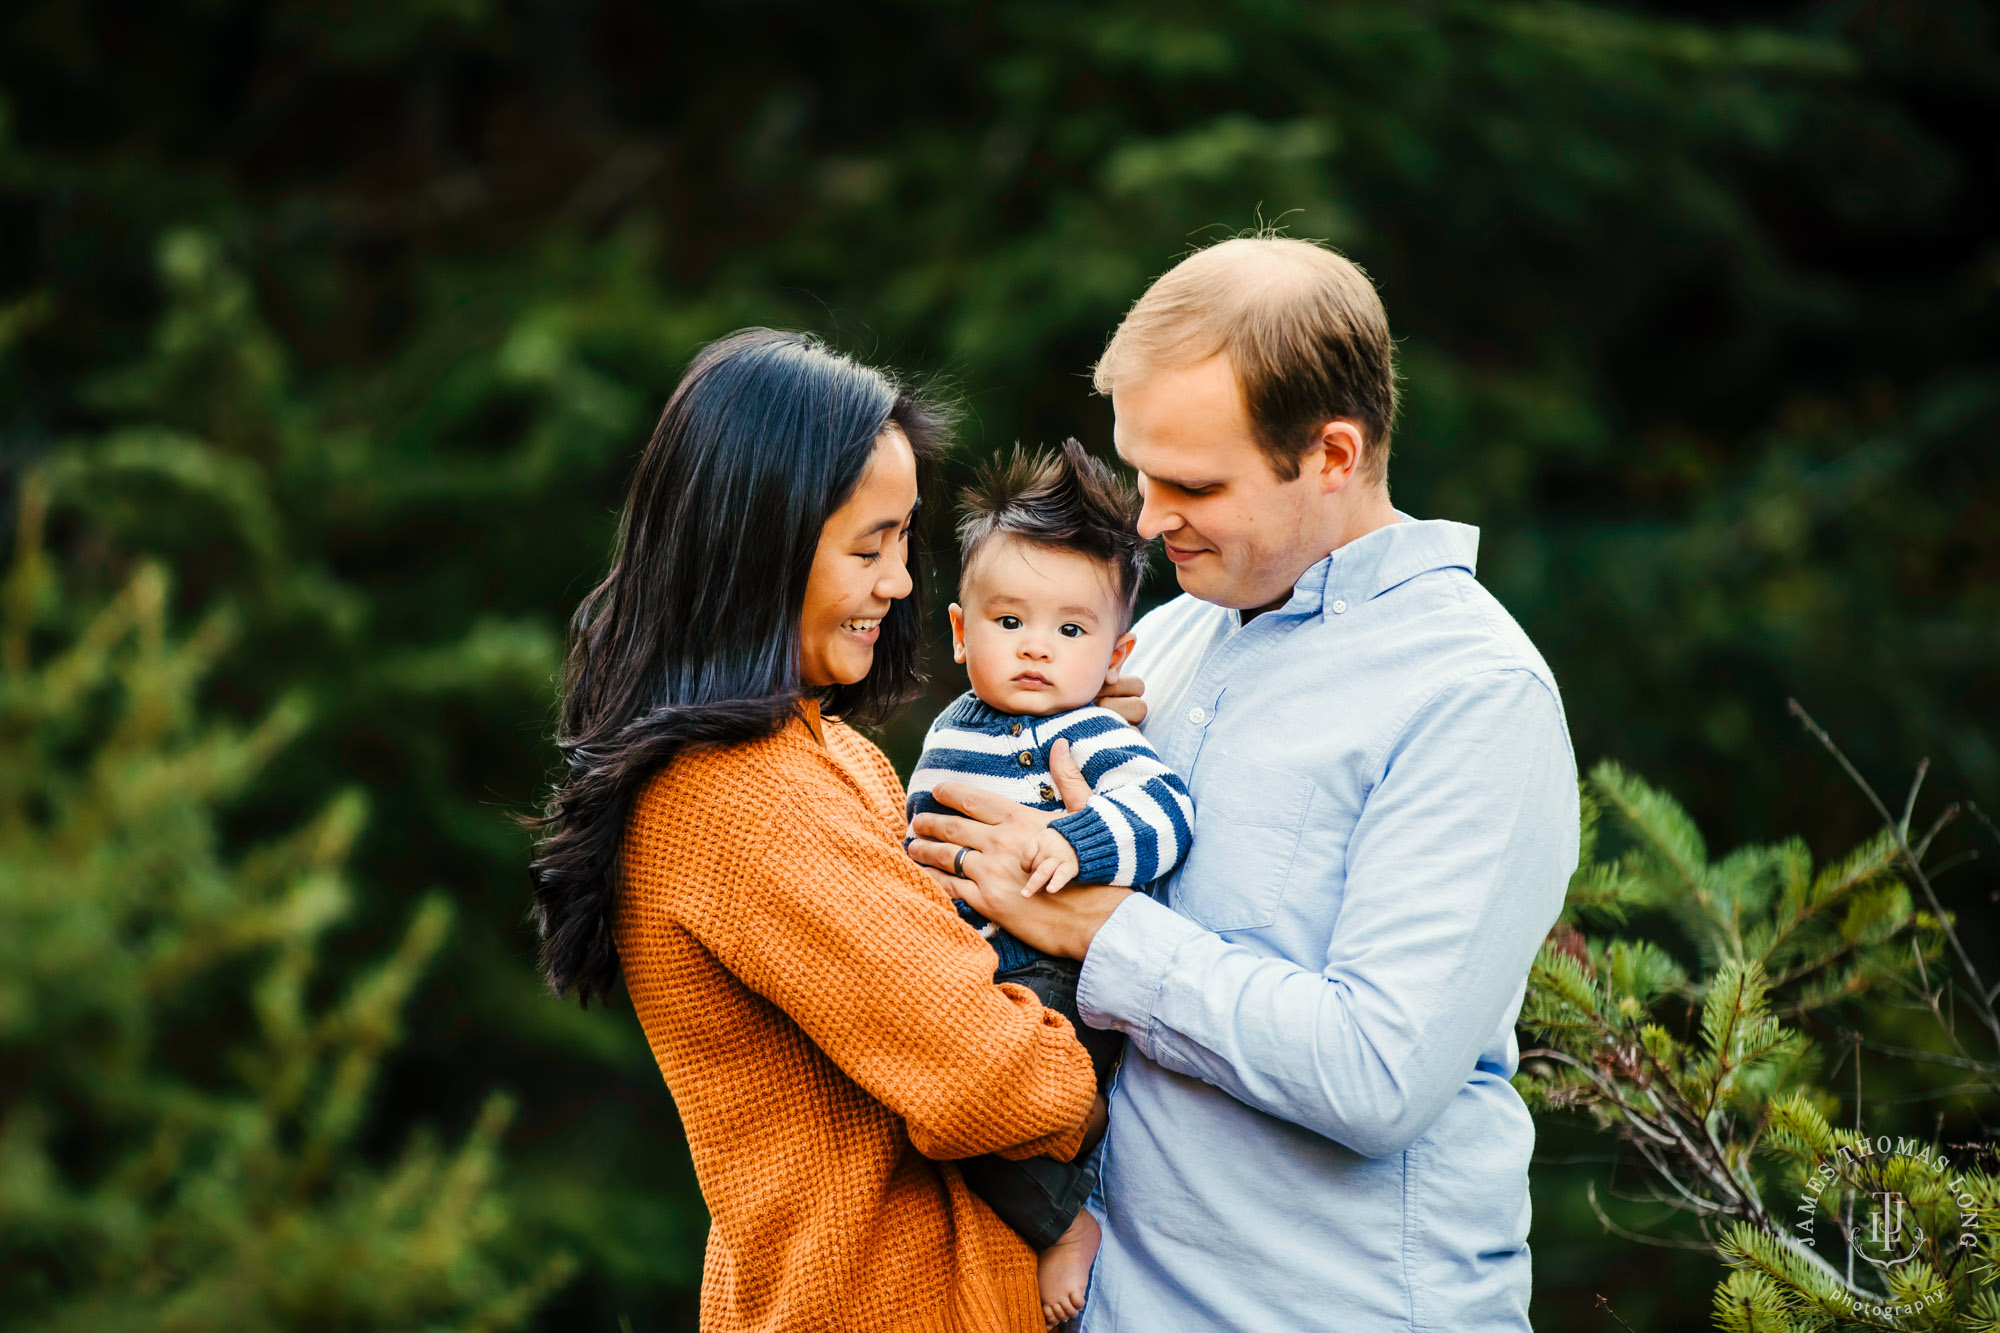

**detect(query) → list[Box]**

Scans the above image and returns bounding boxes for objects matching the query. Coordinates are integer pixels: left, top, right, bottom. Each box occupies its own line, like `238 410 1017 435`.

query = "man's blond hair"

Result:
1093 236 1399 485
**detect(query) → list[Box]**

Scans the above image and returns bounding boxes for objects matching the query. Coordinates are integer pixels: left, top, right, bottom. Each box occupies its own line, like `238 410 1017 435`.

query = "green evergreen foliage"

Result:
1521 763 1999 1330
0 480 569 1330
0 1 1993 1326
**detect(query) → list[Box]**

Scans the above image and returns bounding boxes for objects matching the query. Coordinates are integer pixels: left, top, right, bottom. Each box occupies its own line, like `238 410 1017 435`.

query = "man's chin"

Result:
1172 561 1226 604
1174 562 1279 614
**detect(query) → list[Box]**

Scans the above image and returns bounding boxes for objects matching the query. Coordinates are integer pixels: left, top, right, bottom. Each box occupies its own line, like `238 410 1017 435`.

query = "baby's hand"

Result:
1021 827 1080 897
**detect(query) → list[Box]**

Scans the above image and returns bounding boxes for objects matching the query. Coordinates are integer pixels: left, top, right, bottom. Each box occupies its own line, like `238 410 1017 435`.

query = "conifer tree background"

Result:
1519 760 2000 1329
0 2 1993 1328
0 477 570 1329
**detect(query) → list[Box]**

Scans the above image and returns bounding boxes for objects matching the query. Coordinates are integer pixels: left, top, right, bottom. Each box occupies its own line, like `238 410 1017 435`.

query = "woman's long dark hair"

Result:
528 329 948 1006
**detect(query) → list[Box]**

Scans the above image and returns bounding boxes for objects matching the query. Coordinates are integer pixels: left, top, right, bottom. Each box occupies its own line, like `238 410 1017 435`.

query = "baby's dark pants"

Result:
958 953 1124 1250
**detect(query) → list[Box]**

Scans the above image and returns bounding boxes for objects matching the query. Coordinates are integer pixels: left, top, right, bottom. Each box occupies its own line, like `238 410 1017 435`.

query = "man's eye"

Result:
1059 624 1084 638
997 615 1021 630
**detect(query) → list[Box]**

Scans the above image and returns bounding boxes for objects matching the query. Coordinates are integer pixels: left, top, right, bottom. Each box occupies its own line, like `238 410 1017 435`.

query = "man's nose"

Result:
1134 480 1179 542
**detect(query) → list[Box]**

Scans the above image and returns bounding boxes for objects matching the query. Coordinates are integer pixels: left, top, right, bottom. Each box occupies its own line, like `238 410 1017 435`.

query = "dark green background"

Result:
2 1 1994 1327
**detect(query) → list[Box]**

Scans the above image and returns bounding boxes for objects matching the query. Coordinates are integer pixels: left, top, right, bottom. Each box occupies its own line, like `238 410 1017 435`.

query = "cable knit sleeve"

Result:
631 739 1096 1165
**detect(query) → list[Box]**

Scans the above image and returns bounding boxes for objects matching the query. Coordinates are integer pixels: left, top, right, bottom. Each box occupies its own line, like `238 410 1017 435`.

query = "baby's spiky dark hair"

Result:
956 438 1147 626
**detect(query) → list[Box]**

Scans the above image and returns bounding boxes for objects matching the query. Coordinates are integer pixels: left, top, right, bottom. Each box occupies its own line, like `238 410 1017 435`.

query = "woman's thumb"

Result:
1049 738 1091 812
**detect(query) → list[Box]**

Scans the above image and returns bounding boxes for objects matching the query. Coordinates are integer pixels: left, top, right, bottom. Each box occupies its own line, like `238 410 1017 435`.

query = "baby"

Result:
906 438 1193 1327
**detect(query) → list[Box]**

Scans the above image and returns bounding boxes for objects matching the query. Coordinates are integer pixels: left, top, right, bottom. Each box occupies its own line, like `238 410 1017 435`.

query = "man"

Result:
911 236 1579 1330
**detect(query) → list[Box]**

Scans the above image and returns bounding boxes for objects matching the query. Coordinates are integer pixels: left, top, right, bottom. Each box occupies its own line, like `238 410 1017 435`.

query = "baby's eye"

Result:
1059 623 1085 638
997 615 1022 630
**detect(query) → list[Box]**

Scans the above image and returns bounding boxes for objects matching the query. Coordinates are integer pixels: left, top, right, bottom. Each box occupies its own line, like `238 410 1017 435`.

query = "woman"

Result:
528 329 1099 1332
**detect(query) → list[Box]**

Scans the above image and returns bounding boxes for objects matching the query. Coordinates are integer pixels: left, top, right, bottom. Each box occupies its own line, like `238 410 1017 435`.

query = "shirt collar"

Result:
1281 512 1480 618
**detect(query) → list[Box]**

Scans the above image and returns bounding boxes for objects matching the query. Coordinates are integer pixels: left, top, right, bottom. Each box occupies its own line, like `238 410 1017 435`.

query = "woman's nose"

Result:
878 552 913 601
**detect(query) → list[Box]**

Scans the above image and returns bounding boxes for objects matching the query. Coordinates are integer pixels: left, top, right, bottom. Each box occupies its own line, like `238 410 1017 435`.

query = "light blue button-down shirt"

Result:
1076 515 1579 1332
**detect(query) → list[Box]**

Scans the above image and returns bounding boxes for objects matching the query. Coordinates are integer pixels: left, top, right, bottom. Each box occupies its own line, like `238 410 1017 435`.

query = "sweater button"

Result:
1039 782 1057 802
1017 751 1033 767
1009 721 1022 736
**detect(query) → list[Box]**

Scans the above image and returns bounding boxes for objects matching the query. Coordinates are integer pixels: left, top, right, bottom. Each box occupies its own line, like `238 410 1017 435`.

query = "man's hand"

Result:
907 842 1130 960
914 781 1062 879
910 736 1130 958
1093 672 1147 726
912 738 1092 874
1022 827 1080 896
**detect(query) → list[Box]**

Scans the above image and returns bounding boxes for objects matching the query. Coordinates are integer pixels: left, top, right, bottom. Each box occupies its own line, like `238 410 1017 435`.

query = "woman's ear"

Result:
1105 630 1137 682
948 603 967 664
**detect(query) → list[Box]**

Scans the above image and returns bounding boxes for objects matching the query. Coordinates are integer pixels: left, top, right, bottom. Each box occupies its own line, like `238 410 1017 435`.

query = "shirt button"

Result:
1008 721 1022 736
1331 599 1348 614
1018 751 1034 767
1039 782 1057 802
1188 706 1207 724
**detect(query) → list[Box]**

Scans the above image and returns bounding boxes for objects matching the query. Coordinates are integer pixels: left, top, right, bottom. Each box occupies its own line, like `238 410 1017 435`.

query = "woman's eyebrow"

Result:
856 513 911 537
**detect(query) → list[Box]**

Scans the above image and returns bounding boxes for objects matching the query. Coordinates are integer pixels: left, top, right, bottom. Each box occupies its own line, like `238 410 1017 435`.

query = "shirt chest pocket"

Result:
1168 751 1316 932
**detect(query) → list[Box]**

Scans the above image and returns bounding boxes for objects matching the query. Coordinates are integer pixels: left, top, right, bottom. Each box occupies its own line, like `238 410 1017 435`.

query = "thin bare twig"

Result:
1967 801 2000 854
1922 849 1979 882
1520 1047 1681 1148
1788 699 2000 1057
1813 1020 2000 1076
1585 1181 1723 1250
1913 804 1961 862
1594 1293 1640 1333
1899 757 1929 840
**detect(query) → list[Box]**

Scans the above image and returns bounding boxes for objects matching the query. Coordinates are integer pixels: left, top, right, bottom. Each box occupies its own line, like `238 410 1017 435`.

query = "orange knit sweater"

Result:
616 700 1098 1333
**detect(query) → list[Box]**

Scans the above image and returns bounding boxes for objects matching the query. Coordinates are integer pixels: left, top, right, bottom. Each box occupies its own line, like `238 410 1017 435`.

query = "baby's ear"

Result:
1105 630 1137 682
948 603 967 664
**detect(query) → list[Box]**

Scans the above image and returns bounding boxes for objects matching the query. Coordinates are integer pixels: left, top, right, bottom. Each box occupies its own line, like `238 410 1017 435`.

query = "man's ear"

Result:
1105 630 1137 682
948 603 967 664
1315 420 1367 494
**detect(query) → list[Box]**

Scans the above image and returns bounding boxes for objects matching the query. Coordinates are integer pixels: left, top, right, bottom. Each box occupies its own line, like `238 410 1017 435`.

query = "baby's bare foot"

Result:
1038 1208 1101 1328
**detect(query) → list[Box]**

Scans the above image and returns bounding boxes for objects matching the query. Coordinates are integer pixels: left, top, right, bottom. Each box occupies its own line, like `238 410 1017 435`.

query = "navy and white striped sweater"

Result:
905 692 1195 891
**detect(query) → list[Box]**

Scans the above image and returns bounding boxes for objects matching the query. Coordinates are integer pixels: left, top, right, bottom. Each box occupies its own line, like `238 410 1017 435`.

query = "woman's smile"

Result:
799 428 918 689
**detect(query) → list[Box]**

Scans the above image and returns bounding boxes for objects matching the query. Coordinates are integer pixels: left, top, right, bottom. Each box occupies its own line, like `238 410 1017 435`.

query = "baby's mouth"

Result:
1013 672 1052 687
